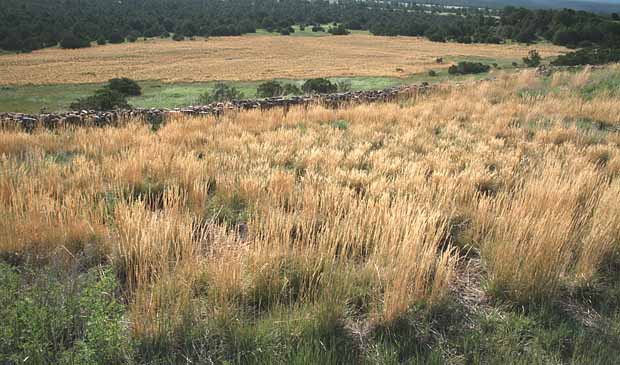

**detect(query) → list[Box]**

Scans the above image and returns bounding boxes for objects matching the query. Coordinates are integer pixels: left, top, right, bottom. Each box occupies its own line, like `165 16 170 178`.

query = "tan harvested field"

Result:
0 35 567 85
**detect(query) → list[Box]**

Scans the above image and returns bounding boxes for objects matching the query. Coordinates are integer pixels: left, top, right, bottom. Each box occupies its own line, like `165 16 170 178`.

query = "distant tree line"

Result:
499 7 620 48
552 48 620 66
1 0 619 53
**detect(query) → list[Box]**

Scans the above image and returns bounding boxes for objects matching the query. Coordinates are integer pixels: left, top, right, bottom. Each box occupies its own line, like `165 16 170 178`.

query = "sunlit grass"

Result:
1 68 619 362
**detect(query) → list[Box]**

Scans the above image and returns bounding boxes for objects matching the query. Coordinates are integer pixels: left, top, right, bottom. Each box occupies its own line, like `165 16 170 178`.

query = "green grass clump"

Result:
330 119 350 130
0 263 131 364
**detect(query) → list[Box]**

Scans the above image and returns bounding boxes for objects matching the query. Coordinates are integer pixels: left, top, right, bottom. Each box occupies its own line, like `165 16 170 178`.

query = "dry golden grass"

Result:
0 35 567 85
1 68 619 336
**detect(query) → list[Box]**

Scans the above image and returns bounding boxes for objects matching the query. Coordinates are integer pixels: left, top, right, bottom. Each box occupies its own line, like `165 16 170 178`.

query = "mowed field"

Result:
0 35 567 85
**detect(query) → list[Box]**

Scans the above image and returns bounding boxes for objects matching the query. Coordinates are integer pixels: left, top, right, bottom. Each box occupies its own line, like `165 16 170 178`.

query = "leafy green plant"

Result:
448 61 491 75
302 78 337 94
197 83 244 104
257 81 284 98
107 77 142 96
0 263 131 364
330 119 349 130
336 80 352 92
70 88 130 110
523 50 542 67
70 77 141 110
328 24 350 35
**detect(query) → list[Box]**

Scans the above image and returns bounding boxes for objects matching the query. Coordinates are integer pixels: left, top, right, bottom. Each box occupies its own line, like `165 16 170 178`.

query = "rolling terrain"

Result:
1 66 619 363
0 35 565 85
0 35 566 113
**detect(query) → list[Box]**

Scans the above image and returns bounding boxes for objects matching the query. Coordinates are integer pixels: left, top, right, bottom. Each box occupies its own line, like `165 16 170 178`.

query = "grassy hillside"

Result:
0 34 566 113
1 66 620 363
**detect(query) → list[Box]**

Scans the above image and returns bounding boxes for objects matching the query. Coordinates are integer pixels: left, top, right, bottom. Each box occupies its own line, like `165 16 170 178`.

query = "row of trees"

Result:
2 0 619 53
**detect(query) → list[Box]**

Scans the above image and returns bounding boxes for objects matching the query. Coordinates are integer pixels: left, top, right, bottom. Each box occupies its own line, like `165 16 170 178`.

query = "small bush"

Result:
107 77 142 96
448 61 491 75
283 83 301 95
302 78 337 94
60 33 90 49
126 32 139 43
197 83 244 104
172 33 185 41
337 80 352 92
257 81 284 98
428 70 437 77
523 50 542 67
108 32 124 44
279 26 294 36
0 264 131 364
331 120 349 130
328 24 350 36
312 25 325 32
96 37 107 46
70 89 130 111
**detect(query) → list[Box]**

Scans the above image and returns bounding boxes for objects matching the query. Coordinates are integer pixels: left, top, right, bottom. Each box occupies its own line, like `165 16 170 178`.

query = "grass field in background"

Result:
0 69 502 113
0 34 566 85
0 33 567 113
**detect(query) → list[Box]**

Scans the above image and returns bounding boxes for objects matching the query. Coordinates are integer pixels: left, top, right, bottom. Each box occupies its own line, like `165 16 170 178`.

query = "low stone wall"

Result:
0 80 498 131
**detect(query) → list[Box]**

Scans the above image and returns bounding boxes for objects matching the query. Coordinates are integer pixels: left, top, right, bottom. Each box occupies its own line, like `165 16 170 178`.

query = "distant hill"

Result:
422 0 620 13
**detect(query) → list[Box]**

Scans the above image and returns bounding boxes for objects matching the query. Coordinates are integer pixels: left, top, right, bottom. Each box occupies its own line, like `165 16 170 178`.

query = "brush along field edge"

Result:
0 69 619 339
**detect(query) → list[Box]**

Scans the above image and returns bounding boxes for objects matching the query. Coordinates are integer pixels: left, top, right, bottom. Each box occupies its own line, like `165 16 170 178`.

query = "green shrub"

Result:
197 83 244 104
428 70 438 77
96 37 107 45
257 81 284 98
126 32 139 43
283 83 301 95
172 33 185 41
552 48 620 66
70 89 130 111
302 78 337 94
523 50 542 67
328 24 350 35
70 77 140 110
336 80 352 92
0 263 131 364
331 119 349 130
312 25 325 32
60 33 90 49
448 61 491 75
108 32 124 44
107 77 142 96
279 26 295 35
